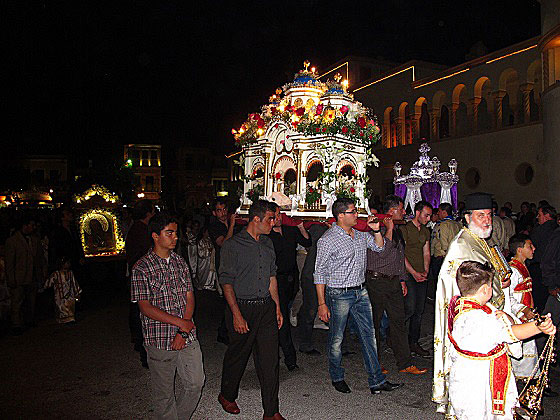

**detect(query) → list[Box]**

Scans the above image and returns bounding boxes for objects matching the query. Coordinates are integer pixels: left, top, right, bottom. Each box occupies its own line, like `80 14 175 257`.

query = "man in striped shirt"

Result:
131 212 204 419
315 198 403 395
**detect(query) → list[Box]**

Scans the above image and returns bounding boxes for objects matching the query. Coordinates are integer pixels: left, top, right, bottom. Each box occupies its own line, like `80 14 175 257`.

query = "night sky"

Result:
7 1 541 163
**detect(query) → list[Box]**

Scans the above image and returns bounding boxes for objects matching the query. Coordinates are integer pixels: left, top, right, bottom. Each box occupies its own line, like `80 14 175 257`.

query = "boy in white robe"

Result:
448 261 555 420
506 234 539 380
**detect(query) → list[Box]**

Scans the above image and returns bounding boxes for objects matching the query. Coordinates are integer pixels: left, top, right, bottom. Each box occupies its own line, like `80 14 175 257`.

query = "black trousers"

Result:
298 273 318 352
428 256 444 300
404 275 427 345
277 274 297 367
366 273 412 370
528 263 548 313
221 299 279 417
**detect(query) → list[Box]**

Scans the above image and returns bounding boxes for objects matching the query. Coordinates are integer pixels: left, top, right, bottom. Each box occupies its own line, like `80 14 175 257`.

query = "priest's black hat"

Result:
465 192 493 210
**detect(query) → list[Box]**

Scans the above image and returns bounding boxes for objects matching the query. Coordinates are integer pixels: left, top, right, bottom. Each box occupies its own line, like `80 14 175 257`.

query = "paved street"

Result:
2 271 559 419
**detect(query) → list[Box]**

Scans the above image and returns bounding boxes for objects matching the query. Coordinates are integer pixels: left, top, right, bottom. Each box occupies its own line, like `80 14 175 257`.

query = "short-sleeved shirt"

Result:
131 249 196 351
431 218 462 258
400 221 431 273
219 229 277 299
366 225 407 280
314 224 384 288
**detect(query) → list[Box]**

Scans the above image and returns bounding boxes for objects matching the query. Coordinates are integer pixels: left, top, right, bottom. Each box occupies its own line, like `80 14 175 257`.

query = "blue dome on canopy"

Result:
292 73 321 86
325 86 344 95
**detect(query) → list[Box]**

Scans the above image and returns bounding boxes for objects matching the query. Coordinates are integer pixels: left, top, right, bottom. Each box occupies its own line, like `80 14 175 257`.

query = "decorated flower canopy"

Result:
233 61 381 217
393 143 459 212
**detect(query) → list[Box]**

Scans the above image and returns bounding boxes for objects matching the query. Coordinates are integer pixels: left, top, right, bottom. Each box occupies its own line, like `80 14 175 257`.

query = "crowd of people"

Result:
2 193 560 419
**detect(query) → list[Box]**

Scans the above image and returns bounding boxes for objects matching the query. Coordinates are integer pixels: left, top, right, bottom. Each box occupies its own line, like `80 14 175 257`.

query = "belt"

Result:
331 283 365 291
236 296 272 305
366 270 390 278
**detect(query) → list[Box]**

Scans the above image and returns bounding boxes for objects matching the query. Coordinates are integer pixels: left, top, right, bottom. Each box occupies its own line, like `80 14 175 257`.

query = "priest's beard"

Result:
468 221 492 239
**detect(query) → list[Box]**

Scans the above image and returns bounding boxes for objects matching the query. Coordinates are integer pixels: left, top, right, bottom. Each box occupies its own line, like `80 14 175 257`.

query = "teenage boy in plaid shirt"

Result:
131 212 204 420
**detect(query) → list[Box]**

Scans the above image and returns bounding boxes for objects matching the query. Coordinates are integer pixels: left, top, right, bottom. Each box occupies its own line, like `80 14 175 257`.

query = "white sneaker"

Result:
313 321 329 330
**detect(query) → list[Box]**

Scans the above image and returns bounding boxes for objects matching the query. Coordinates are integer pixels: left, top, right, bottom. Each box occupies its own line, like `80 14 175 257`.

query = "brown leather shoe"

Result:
218 394 240 415
263 414 286 420
399 365 428 375
381 365 388 374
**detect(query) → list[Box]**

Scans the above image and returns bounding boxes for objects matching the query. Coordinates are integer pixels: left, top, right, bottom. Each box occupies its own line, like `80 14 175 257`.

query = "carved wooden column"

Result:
429 108 440 140
382 120 390 147
295 149 303 195
450 103 458 137
264 152 270 196
395 117 405 145
542 49 549 88
519 83 534 123
469 97 481 133
491 90 507 129
412 113 421 140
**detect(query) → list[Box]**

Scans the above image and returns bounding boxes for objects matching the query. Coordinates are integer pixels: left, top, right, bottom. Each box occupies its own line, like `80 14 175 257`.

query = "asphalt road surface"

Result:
2 270 559 419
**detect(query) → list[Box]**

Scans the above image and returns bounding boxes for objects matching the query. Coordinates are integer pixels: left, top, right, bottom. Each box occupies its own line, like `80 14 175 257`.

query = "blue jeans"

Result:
326 286 386 388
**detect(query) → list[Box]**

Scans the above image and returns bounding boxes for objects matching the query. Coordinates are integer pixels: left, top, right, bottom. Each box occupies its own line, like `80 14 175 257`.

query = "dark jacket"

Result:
541 226 560 290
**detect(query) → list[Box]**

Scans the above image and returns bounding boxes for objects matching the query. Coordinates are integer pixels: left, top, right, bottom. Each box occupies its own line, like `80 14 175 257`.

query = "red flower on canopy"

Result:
274 123 279 128
341 126 348 134
316 104 324 115
340 105 349 115
357 116 366 128
251 113 259 120
369 135 373 140
315 127 320 132
270 107 277 115
275 172 282 179
292 121 299 129
350 187 355 193
322 127 327 132
351 169 355 175
296 107 305 117
285 105 293 112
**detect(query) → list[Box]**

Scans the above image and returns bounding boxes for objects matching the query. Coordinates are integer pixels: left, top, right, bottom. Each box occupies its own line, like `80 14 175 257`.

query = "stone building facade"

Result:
325 1 560 208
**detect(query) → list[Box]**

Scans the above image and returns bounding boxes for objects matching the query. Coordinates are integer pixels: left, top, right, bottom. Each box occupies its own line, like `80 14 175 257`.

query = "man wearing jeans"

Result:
401 200 433 358
131 213 204 420
315 198 403 394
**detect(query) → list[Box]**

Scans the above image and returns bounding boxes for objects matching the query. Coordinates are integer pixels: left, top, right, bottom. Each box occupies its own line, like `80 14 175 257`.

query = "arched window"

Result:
456 102 468 137
284 168 297 195
306 161 323 182
477 98 491 132
502 93 514 126
339 164 356 178
529 90 539 121
419 103 430 140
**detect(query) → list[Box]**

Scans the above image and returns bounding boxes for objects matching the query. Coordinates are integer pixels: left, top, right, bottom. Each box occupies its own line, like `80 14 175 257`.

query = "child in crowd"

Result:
44 256 81 324
447 261 555 420
506 234 540 381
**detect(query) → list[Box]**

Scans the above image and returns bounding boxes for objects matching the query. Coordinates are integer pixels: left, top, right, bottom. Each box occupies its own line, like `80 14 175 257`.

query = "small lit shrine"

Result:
233 61 381 217
73 185 125 258
393 143 459 212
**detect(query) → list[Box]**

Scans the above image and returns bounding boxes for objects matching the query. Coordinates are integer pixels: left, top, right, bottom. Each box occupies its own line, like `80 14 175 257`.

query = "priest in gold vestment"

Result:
432 193 512 415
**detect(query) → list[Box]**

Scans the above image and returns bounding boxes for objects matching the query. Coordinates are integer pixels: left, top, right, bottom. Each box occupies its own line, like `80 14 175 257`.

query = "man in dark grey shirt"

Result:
366 195 428 375
218 200 285 420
